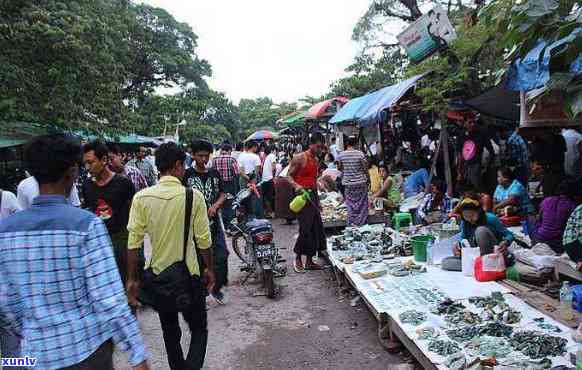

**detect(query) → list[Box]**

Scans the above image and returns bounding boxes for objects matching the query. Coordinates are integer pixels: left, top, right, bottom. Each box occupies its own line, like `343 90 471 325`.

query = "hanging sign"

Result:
397 6 457 64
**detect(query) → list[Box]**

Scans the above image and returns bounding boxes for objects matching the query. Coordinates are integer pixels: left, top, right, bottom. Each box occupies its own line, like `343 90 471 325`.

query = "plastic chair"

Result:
392 212 412 231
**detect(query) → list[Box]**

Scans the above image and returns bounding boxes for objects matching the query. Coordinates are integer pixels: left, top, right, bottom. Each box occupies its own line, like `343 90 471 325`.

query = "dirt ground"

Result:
114 221 416 370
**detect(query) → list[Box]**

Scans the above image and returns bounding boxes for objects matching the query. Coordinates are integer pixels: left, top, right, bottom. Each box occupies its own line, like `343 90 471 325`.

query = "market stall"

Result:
326 224 579 369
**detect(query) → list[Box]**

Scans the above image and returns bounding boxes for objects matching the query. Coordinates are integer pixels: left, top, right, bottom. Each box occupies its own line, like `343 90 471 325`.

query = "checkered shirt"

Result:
212 154 239 182
124 165 149 192
507 132 529 175
0 196 146 369
127 158 157 187
564 204 582 245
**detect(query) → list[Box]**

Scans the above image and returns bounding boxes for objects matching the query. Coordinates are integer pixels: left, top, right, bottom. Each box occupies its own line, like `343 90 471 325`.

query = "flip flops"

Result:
293 260 305 273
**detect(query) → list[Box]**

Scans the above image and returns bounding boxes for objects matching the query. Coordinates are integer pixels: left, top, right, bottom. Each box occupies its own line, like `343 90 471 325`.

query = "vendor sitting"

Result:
371 162 401 209
529 178 577 254
416 179 453 225
453 198 514 257
563 204 582 271
403 160 430 198
492 167 534 218
318 153 341 192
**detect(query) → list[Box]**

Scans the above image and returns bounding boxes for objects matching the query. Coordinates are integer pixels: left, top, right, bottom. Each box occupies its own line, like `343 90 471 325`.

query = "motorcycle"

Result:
228 183 286 298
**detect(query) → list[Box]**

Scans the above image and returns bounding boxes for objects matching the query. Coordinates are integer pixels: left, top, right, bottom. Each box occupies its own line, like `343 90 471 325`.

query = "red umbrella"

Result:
305 97 349 120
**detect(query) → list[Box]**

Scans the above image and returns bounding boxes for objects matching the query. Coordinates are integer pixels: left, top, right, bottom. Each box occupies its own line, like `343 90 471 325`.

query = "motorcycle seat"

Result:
244 219 272 233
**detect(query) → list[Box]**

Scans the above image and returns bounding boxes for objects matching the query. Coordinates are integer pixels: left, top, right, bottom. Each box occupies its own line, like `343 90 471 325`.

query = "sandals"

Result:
293 260 305 273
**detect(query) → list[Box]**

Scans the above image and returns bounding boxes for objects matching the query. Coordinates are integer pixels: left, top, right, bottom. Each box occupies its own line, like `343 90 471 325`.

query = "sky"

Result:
143 0 371 104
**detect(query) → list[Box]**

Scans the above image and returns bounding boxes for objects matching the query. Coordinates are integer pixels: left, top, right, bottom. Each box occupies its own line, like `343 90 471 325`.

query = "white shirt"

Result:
370 142 378 156
329 144 339 160
237 152 261 176
262 153 277 182
17 176 81 209
0 190 21 220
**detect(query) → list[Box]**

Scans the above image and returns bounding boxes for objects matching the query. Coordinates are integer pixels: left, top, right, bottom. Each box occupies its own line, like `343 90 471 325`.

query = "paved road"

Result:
115 221 414 369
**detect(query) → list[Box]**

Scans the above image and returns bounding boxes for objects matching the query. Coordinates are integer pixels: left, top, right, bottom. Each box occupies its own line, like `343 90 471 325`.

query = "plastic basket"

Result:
411 235 435 262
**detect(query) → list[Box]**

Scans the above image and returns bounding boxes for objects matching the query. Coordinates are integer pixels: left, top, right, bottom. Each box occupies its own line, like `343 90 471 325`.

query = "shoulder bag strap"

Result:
183 187 193 261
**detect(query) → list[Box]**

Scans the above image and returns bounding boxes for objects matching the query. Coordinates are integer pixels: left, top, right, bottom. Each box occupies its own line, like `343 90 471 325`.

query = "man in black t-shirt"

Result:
183 140 228 304
82 140 136 284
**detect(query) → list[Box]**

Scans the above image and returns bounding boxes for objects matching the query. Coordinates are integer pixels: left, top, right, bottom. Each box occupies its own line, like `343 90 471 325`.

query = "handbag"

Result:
138 187 196 312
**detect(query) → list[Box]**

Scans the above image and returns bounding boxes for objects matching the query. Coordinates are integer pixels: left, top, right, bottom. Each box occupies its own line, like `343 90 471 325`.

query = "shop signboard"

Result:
397 6 456 64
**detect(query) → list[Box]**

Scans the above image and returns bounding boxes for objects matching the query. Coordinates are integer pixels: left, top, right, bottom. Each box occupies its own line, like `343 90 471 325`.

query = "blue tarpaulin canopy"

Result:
329 74 427 127
506 27 582 91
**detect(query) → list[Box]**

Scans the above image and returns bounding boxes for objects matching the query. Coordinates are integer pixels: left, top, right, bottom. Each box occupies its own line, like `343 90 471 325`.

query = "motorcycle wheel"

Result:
263 268 276 299
232 236 251 265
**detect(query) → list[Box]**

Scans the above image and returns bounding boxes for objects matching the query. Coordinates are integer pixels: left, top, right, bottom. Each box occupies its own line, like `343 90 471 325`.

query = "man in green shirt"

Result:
126 142 214 370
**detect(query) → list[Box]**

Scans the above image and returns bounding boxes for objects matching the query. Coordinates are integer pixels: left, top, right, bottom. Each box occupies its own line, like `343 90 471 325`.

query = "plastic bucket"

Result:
411 235 434 262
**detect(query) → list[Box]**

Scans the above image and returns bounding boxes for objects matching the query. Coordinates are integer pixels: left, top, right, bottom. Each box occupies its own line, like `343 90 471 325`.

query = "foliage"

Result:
238 97 298 138
0 0 210 130
342 0 502 115
328 49 407 98
480 0 582 117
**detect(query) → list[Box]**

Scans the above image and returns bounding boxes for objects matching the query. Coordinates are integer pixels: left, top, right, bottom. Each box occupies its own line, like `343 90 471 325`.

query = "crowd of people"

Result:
0 122 581 369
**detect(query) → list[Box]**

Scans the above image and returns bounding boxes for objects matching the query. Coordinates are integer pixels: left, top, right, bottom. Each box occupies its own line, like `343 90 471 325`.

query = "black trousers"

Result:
158 277 208 370
293 193 326 258
59 340 113 370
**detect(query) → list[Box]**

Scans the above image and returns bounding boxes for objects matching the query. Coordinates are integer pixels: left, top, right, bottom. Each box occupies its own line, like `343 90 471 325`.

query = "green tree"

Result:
0 0 211 130
345 0 503 114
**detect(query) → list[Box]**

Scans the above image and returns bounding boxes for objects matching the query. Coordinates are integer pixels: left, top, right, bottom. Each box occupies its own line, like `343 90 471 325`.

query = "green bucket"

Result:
411 235 435 262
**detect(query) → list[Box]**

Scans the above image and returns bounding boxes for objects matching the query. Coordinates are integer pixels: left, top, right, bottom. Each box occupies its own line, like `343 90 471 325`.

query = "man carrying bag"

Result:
126 143 215 370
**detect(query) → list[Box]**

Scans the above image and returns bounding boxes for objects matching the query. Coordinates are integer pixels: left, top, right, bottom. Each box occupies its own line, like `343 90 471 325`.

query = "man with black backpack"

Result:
126 142 214 370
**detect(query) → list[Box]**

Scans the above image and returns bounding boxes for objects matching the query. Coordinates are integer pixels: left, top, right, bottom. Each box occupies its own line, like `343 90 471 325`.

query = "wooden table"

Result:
554 258 582 282
501 279 582 328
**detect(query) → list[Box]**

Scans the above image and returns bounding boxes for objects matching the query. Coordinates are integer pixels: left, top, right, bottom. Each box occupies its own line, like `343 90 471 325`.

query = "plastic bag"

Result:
482 252 506 272
474 254 506 282
461 247 480 277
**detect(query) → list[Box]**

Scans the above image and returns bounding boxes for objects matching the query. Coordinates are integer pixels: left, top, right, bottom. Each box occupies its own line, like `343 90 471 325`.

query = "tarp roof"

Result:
305 97 348 120
116 134 156 145
465 85 520 122
329 74 427 127
278 111 306 127
0 138 26 149
506 27 582 92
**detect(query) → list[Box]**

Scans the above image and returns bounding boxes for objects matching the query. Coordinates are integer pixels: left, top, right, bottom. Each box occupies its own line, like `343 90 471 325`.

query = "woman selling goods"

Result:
492 167 534 219
337 136 369 226
318 153 341 193
416 179 454 225
529 178 578 254
453 198 514 257
371 162 400 210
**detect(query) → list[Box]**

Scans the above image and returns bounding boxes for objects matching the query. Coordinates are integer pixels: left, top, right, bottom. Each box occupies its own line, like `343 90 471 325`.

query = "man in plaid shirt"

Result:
212 143 239 228
108 144 149 192
564 204 582 271
0 134 149 370
501 126 529 186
